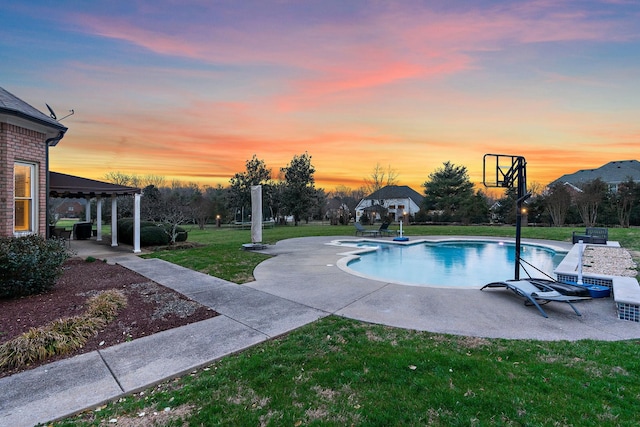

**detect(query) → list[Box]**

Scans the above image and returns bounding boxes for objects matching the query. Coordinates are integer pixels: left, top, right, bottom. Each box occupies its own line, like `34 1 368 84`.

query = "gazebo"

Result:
49 171 142 253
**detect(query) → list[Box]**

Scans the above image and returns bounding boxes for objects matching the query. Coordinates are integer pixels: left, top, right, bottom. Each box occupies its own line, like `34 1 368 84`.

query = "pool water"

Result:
344 241 565 288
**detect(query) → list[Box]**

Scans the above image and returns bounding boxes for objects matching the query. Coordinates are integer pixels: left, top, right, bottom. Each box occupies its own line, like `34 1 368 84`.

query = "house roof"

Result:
0 86 67 143
364 185 424 205
49 172 141 198
551 160 640 187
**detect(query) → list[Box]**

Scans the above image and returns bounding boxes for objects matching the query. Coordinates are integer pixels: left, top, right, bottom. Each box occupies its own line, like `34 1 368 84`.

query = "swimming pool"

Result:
337 239 565 288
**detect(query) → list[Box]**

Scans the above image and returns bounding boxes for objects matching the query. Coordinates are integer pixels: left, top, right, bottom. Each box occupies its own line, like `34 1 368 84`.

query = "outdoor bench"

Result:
572 227 608 244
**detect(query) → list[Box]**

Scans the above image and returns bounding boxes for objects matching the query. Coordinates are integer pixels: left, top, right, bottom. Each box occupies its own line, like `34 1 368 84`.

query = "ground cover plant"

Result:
55 316 640 426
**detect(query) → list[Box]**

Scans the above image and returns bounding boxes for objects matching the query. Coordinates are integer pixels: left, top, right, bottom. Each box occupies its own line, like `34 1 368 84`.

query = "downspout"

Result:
44 130 66 238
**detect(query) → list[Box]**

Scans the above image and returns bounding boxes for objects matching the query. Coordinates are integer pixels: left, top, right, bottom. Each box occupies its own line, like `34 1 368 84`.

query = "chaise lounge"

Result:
480 279 591 318
378 222 395 236
354 222 379 237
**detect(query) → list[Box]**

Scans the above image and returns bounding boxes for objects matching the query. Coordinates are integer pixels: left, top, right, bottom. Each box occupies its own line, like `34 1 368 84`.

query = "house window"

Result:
14 162 36 234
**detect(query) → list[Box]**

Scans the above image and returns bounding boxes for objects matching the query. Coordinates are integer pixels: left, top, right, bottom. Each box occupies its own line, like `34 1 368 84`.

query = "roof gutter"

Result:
45 130 66 238
0 107 67 133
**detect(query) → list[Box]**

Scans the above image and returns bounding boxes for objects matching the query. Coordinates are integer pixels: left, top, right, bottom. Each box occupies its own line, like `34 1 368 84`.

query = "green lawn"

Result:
55 224 640 426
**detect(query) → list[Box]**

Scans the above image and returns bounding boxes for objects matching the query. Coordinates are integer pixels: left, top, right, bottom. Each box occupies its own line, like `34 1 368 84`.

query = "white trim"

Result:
13 161 37 235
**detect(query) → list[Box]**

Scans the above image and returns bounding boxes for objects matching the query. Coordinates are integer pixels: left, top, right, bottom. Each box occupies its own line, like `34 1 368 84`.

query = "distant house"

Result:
0 87 67 236
550 160 640 193
355 185 424 223
51 198 86 220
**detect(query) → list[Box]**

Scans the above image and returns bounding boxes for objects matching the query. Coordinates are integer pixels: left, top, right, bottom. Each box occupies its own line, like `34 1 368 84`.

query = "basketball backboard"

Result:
483 154 525 189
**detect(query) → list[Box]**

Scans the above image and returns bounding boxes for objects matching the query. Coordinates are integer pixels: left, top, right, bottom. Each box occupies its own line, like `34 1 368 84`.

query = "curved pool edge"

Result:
329 236 572 289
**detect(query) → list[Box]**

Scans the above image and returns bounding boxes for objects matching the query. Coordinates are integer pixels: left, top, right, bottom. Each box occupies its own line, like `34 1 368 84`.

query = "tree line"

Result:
98 156 640 232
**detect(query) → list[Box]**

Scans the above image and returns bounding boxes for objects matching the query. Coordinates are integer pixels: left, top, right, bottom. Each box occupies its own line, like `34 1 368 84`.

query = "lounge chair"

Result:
378 222 395 236
354 222 379 237
480 279 591 318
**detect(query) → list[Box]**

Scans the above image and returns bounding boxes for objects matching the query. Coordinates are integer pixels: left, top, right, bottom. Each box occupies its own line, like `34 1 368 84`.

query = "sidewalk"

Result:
2 236 639 426
0 241 328 427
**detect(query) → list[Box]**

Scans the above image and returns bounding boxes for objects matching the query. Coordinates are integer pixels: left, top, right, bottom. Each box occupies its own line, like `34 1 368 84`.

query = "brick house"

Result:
1 87 67 237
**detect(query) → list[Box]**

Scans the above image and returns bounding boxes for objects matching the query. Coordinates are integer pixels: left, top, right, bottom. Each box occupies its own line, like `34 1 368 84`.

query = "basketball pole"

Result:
483 154 531 281
514 157 530 280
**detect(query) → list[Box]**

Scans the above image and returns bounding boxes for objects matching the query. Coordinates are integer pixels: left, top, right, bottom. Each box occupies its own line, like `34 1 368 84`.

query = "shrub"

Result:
117 219 188 246
0 235 69 299
140 225 170 245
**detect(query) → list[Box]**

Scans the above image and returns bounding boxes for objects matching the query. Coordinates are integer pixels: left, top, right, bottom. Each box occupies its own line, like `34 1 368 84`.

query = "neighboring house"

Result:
51 198 86 220
355 185 424 223
0 87 67 237
550 160 640 193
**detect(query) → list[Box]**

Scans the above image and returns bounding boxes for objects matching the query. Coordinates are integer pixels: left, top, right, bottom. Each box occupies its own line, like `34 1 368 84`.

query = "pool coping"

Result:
330 236 569 289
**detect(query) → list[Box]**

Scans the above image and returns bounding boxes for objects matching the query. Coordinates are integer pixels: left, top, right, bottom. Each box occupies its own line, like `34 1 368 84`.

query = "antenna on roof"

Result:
59 109 74 121
46 103 57 120
45 103 74 121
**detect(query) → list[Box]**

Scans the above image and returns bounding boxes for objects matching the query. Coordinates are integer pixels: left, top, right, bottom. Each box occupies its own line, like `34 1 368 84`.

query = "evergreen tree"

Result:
423 161 474 221
281 152 316 226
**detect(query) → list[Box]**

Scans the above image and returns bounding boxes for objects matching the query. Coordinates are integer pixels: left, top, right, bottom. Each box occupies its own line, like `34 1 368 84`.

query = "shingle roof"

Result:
364 185 424 205
0 86 67 132
50 172 141 198
552 160 640 187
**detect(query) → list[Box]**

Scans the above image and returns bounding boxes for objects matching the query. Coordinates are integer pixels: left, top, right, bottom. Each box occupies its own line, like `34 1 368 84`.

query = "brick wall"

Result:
0 122 48 237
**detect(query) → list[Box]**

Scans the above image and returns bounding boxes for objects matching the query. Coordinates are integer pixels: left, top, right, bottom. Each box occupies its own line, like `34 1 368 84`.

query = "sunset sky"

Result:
2 1 639 193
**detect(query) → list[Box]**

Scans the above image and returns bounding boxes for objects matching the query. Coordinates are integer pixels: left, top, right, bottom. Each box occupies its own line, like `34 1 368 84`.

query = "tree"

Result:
155 189 193 244
614 179 638 228
364 163 398 194
281 152 316 226
327 186 362 224
544 183 572 226
203 184 229 224
103 171 134 186
574 178 607 227
228 155 272 221
422 161 474 221
459 190 490 224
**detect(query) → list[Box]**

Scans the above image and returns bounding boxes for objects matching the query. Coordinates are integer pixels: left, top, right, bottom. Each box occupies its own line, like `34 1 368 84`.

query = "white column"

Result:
251 185 262 244
85 197 91 222
111 195 118 247
96 197 103 241
133 193 141 253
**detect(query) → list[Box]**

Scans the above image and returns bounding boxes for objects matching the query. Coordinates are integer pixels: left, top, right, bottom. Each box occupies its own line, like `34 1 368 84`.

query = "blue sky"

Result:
2 0 639 190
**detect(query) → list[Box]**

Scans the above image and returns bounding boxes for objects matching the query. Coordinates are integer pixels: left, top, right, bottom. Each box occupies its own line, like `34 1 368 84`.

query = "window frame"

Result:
14 161 37 235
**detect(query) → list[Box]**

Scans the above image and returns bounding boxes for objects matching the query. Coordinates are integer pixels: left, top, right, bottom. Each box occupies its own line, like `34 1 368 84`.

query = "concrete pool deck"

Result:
249 235 640 341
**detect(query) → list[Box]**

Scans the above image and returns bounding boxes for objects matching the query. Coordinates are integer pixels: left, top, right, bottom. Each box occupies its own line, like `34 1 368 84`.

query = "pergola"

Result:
48 171 142 253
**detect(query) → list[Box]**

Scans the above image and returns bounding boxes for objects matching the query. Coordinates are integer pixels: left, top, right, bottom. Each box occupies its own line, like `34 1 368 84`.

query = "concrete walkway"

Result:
2 236 639 426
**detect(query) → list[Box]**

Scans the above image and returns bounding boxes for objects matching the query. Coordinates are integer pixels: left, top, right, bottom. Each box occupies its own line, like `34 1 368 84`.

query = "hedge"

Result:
0 235 69 298
117 219 188 246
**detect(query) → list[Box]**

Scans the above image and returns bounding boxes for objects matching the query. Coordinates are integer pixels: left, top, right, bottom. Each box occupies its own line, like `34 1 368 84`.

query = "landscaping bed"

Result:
0 257 217 378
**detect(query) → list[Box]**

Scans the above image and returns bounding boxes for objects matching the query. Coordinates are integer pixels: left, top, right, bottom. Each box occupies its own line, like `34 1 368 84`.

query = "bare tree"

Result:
141 174 166 188
574 179 607 227
363 163 398 194
614 179 638 228
103 171 134 186
544 183 571 226
157 192 191 244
